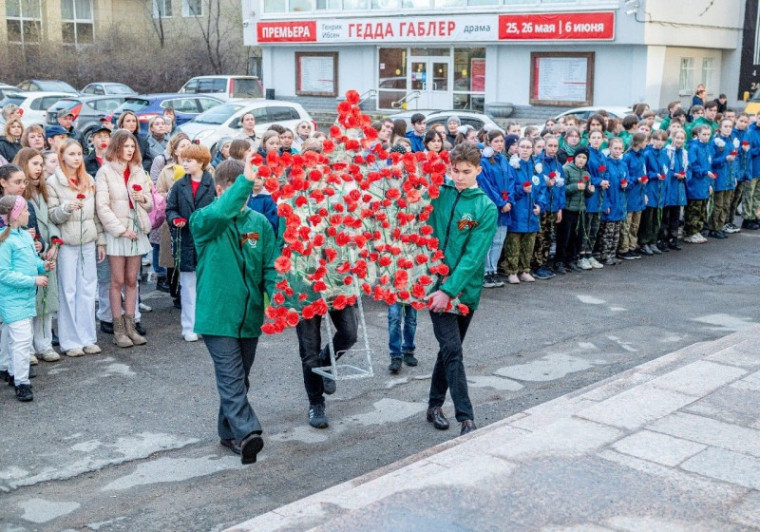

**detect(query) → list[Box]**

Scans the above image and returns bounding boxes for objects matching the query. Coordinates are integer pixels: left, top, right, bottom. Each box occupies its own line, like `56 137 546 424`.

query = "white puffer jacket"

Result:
46 167 105 246
95 161 153 237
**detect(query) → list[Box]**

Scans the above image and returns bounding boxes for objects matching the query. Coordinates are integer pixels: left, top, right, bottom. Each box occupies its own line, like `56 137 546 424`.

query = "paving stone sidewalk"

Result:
229 326 760 532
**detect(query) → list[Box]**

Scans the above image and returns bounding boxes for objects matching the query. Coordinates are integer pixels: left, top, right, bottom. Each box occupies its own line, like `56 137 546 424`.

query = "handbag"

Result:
147 178 167 230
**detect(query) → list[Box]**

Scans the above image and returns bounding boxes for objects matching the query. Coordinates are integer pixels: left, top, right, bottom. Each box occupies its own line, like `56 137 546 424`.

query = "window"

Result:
197 98 222 111
268 106 300 122
296 52 338 97
182 0 204 16
62 0 94 46
153 0 172 17
6 0 43 45
701 57 716 94
162 98 199 113
453 48 485 111
530 52 594 107
378 48 407 109
679 57 695 95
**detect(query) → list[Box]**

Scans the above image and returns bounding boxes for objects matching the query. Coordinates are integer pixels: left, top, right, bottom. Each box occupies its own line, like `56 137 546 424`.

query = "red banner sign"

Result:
498 12 615 41
257 21 317 43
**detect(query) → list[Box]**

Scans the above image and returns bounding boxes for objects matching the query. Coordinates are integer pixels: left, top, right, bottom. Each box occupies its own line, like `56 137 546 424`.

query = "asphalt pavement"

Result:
1 228 759 531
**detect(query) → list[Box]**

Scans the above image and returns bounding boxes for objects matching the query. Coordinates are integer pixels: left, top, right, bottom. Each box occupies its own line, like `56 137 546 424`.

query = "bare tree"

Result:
186 0 246 74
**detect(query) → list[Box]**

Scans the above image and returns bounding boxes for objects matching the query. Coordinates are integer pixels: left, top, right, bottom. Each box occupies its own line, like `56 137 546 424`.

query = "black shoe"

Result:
568 262 582 272
650 244 662 255
668 240 682 251
7 374 14 387
322 373 336 395
15 383 33 402
553 263 567 275
657 242 670 253
426 407 450 430
240 432 264 464
28 365 36 379
156 279 171 293
637 246 654 256
749 222 760 230
308 403 329 428
388 357 402 374
173 298 182 309
100 321 114 334
51 332 59 346
403 353 418 367
460 419 477 435
135 322 147 336
220 438 241 455
619 252 637 261
0 369 8 383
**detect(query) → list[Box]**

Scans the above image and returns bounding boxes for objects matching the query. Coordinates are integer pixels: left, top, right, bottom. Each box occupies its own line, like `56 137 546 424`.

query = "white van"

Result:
178 76 264 102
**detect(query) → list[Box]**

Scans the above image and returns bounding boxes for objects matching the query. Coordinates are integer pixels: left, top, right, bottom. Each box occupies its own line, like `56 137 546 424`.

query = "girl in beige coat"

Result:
95 130 153 348
47 139 106 357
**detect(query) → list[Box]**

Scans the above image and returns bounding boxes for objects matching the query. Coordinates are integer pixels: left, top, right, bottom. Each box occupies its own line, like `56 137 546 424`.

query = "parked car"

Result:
554 106 633 121
386 109 499 133
46 95 131 147
80 82 137 96
178 76 264 102
0 91 78 127
179 100 314 152
17 79 79 94
0 83 18 100
109 93 224 134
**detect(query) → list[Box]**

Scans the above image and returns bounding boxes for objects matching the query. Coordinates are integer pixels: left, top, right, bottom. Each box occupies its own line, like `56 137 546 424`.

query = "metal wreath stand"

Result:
311 277 374 383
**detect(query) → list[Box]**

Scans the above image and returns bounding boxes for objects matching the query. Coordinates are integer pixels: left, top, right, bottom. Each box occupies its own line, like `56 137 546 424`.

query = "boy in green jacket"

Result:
190 159 277 464
425 143 497 436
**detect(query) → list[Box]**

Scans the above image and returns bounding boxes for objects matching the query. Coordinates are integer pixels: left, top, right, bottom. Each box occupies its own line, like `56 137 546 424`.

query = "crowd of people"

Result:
0 89 757 463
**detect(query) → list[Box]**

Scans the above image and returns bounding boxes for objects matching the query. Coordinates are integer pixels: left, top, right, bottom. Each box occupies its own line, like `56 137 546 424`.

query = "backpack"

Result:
146 176 167 229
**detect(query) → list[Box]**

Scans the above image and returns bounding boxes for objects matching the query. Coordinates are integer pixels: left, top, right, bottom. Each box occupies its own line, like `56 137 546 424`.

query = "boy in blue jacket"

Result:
729 113 751 232
684 126 715 243
707 119 738 239
662 129 688 250
477 130 513 288
246 173 279 236
744 111 760 229
504 137 544 284
582 130 607 269
640 130 670 253
619 133 648 260
531 135 565 278
598 138 627 265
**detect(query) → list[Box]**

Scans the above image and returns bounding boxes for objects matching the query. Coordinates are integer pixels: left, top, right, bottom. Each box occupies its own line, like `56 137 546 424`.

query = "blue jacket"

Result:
247 192 279 236
733 128 752 182
664 145 688 207
687 139 713 200
711 135 737 192
508 158 545 233
584 147 607 213
477 153 514 227
601 158 627 222
643 146 669 208
404 131 425 153
748 122 760 178
538 153 566 213
623 149 647 212
0 228 45 324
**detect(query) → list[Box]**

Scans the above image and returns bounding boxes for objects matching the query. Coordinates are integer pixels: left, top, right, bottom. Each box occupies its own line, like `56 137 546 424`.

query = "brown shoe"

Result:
426 407 450 430
112 316 134 348
124 314 147 346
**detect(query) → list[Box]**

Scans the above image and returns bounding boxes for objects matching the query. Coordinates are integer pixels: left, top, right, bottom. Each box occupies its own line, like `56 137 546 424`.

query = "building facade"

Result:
243 0 746 116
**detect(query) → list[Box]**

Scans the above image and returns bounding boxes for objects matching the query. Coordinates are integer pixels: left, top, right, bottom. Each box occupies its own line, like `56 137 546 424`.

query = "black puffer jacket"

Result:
165 171 216 272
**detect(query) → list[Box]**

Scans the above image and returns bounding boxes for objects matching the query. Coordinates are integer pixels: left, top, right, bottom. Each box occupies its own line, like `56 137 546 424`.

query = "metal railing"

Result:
391 90 421 109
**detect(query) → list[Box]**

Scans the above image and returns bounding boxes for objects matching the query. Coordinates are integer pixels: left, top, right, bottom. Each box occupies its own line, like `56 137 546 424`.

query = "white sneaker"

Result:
29 354 39 365
696 233 708 243
41 349 60 362
83 344 102 355
184 333 200 342
723 223 741 234
139 302 152 312
519 272 535 282
684 234 697 243
578 258 592 270
588 257 604 269
507 274 520 284
142 257 151 267
66 348 85 357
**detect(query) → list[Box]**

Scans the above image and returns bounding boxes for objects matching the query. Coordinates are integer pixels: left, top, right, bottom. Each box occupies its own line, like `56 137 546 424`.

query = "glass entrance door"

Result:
409 56 452 109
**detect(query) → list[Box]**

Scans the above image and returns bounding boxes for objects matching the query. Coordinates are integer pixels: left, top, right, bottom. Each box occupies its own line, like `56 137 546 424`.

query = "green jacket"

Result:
563 163 591 212
190 175 277 338
686 117 718 139
430 183 497 311
618 130 633 150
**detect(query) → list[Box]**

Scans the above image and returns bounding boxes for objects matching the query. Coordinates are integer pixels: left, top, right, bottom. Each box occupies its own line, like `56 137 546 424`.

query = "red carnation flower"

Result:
522 181 532 188
742 141 750 146
549 171 557 178
501 191 509 201
620 179 628 187
598 165 607 173
458 304 470 316
132 184 142 191
582 175 590 182
274 256 292 273
730 151 738 156
173 217 187 226
76 193 86 200
567 157 574 163
51 237 64 247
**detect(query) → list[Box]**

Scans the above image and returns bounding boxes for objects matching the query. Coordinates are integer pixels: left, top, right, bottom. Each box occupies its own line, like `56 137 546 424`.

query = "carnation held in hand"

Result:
260 90 468 335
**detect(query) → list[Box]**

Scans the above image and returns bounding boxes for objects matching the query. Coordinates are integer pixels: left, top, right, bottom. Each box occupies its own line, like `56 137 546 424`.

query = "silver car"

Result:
179 100 315 153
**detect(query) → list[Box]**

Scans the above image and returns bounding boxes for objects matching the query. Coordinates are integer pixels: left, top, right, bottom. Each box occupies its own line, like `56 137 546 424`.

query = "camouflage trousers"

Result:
684 199 708 237
531 211 557 269
708 190 732 231
598 221 622 259
503 232 537 275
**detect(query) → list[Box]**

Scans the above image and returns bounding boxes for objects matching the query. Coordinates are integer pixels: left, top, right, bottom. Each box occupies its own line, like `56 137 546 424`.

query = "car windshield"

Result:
0 95 26 107
192 103 246 125
116 98 151 113
37 81 78 93
105 84 135 95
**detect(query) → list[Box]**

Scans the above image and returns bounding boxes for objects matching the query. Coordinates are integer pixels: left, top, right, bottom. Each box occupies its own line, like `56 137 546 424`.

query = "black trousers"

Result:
555 210 582 264
428 311 475 422
295 305 358 406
